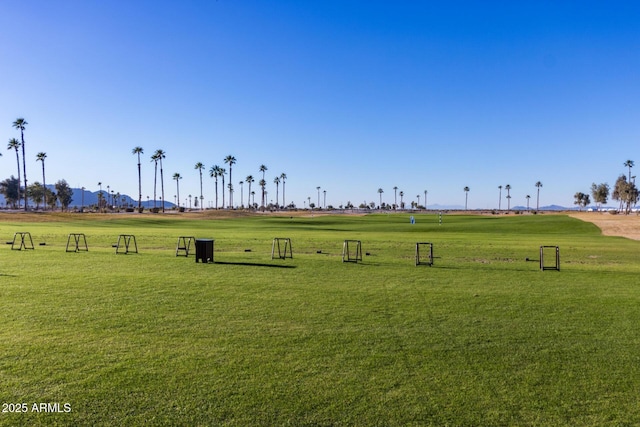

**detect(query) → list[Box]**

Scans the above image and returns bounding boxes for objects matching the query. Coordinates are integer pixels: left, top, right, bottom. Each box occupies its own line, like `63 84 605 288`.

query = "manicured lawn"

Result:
1 212 639 425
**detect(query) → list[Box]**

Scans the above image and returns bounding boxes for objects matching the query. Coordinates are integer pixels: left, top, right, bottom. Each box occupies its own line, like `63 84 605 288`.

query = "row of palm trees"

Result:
374 182 543 211
131 148 288 211
5 118 51 211
469 181 543 211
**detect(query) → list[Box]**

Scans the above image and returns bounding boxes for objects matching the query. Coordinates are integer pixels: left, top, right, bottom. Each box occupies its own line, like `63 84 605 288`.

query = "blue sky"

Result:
1 1 639 209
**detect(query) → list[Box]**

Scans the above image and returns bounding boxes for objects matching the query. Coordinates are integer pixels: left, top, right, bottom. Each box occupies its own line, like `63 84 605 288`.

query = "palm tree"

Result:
36 152 47 211
173 173 182 208
535 181 543 212
498 185 503 210
273 177 280 208
393 186 398 209
224 155 236 208
12 118 28 210
7 138 21 208
259 165 268 208
151 153 159 208
209 165 221 209
153 149 166 212
98 182 104 211
317 186 322 209
464 186 470 210
195 162 204 210
399 191 404 208
377 188 383 208
132 147 144 210
526 194 531 210
424 190 427 210
245 175 254 209
280 173 287 208
505 184 511 211
323 190 327 208
239 181 244 208
624 160 634 182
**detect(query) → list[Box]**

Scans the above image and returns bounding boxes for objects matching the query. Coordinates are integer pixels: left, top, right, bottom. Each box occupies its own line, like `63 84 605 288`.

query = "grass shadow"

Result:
212 261 296 269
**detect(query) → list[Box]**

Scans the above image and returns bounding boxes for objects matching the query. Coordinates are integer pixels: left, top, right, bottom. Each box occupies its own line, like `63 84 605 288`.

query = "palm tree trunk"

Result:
153 162 158 208
137 154 142 209
215 178 219 209
41 161 46 212
21 130 27 211
14 149 21 209
229 167 232 208
176 180 180 208
160 159 165 212
199 170 203 210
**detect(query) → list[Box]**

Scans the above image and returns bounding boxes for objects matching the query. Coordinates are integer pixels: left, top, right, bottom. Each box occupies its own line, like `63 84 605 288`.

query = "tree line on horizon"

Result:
575 160 638 213
0 118 74 210
130 147 289 212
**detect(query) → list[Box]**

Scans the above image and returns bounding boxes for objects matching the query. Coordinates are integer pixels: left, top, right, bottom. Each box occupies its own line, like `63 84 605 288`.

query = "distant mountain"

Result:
426 204 465 210
512 205 567 211
0 186 176 209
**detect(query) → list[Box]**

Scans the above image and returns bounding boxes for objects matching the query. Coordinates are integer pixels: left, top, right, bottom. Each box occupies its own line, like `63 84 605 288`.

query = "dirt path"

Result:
569 212 640 240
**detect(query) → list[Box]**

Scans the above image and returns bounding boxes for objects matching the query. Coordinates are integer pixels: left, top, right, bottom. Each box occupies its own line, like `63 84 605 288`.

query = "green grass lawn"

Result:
1 212 640 426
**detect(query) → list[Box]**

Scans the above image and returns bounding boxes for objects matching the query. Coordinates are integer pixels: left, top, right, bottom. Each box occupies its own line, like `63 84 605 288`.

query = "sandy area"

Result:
569 212 640 240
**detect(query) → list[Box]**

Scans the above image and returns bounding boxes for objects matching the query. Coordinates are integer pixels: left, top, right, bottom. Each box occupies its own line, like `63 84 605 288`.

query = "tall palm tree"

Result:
151 153 159 208
424 190 427 210
378 188 383 208
393 186 398 209
280 173 287 208
624 160 634 182
245 175 254 209
132 147 144 210
153 149 166 212
97 182 103 211
12 118 28 210
195 162 204 210
273 177 280 208
498 185 503 210
36 152 47 211
239 181 244 208
209 165 221 209
323 190 327 208
505 184 511 211
317 186 322 208
7 138 21 208
399 191 404 208
259 165 268 209
464 186 470 210
526 195 531 210
535 181 543 212
173 173 182 208
224 155 236 208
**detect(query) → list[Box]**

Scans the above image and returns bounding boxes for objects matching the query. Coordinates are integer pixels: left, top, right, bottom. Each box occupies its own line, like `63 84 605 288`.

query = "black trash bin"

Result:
195 239 214 263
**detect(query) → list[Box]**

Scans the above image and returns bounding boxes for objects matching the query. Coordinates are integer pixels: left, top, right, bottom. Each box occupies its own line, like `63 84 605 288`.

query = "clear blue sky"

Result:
1 1 639 209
